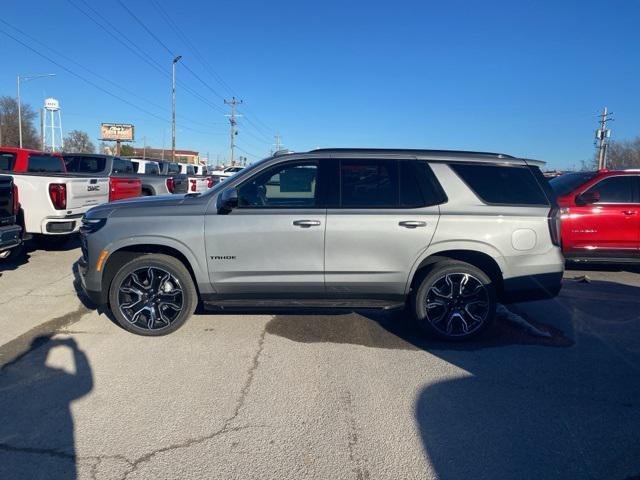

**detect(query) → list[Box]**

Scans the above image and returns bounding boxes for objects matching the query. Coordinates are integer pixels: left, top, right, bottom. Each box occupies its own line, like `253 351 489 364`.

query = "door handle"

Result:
293 220 321 228
622 210 637 216
399 221 427 228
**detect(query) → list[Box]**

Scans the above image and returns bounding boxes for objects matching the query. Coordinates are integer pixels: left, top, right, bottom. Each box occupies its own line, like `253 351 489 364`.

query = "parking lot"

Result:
1 240 639 480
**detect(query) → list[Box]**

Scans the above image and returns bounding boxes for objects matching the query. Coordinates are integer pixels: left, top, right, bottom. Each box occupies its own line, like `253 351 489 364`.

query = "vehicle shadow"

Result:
264 279 640 479
0 236 81 274
0 335 93 479
413 279 640 480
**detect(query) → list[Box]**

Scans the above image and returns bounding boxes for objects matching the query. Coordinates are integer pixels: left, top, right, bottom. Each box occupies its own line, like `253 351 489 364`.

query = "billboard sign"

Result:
100 123 134 141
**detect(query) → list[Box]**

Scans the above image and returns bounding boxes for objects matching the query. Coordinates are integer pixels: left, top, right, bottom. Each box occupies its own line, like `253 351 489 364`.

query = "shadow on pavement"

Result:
0 336 93 480
414 279 640 480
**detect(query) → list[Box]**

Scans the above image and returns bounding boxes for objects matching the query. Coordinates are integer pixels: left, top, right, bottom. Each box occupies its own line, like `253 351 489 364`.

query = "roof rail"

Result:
308 147 515 159
273 149 295 156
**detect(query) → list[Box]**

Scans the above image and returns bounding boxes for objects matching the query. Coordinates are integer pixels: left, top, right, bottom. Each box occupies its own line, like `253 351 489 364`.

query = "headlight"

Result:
80 217 107 234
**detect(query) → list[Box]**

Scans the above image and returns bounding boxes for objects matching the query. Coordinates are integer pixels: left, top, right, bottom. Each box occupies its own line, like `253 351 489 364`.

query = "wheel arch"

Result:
407 246 505 298
101 243 201 306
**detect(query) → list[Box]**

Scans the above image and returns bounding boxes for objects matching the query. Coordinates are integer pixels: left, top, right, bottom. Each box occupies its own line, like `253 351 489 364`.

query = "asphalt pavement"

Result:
0 240 639 480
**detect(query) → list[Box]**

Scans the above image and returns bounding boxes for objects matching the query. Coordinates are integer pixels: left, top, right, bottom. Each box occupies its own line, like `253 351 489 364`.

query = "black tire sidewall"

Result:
413 261 497 341
108 254 197 336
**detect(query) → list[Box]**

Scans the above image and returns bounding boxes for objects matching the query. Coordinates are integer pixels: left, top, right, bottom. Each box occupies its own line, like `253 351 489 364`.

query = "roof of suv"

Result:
274 148 543 166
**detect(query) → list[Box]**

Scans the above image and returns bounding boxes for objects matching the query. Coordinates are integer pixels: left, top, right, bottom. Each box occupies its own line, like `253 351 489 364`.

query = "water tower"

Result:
43 98 63 152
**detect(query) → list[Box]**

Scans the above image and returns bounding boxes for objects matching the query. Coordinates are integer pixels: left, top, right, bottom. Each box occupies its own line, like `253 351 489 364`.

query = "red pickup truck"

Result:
549 170 640 262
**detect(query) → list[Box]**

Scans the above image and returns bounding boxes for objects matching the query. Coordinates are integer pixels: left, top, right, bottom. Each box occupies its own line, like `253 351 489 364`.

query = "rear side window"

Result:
144 162 160 175
186 165 195 175
28 155 64 173
338 159 445 208
0 153 16 171
64 156 106 173
113 158 134 174
167 163 180 174
584 176 636 203
451 163 549 205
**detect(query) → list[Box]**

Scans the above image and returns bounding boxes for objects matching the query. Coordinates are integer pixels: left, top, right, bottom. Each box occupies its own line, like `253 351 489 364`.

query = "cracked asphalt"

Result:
1 241 640 479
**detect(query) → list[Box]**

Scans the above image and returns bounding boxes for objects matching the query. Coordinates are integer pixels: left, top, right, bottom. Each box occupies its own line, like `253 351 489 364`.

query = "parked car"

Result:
156 160 189 194
63 154 141 201
178 162 213 193
210 165 244 182
79 148 563 339
0 147 109 247
0 175 23 259
550 169 640 262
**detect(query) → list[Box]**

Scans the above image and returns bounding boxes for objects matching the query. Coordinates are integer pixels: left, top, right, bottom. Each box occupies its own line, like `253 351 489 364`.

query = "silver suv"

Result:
79 149 564 339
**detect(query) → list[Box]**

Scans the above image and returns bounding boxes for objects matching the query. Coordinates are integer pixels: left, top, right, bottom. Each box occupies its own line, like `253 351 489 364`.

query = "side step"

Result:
203 298 406 311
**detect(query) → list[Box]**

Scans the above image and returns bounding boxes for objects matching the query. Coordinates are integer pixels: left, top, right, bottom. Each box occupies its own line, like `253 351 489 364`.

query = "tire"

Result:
410 260 496 341
108 253 197 336
33 234 71 250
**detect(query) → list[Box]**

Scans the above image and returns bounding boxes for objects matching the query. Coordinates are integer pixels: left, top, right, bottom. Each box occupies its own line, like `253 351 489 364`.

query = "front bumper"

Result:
77 254 103 305
0 224 22 252
500 271 563 304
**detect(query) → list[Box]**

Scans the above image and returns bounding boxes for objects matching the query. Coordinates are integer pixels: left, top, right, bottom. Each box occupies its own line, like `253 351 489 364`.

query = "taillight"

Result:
166 178 175 193
190 179 197 192
548 207 561 247
206 176 213 188
49 183 67 210
12 184 19 215
109 178 116 202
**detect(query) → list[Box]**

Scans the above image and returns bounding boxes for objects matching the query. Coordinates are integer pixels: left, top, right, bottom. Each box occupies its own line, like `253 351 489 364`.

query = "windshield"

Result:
549 172 598 196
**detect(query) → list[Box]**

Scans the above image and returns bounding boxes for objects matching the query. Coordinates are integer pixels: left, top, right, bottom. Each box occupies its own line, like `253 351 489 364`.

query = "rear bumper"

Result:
500 271 563 304
0 224 22 252
41 214 84 235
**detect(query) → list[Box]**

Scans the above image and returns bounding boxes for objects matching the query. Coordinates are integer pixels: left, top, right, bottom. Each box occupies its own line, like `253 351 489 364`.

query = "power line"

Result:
0 18 221 132
0 28 221 137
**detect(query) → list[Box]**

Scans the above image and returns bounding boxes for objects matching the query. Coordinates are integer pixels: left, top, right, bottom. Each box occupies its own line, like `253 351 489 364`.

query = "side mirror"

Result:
217 187 238 214
575 191 600 206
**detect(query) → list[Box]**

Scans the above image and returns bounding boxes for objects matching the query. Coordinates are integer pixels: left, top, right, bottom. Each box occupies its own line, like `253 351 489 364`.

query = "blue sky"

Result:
1 0 639 169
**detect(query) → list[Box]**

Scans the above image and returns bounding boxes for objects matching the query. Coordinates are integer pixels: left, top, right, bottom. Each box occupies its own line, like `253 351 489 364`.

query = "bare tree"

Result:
0 96 40 148
63 130 96 153
605 137 640 169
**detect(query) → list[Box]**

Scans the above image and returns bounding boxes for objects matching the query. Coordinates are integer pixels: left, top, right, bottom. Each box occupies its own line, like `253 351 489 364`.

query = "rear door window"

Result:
584 176 636 203
113 158 134 174
64 156 106 173
186 165 195 175
340 159 398 208
144 162 160 175
167 163 180 174
0 152 16 171
27 155 65 173
451 163 549 205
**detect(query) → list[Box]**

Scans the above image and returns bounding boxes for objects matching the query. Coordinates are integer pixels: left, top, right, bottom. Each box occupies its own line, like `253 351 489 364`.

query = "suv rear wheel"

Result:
411 260 496 341
108 253 197 336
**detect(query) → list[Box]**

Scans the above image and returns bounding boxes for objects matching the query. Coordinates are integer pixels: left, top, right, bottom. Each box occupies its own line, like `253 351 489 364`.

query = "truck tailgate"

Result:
110 177 141 201
0 176 15 225
66 177 109 209
188 176 210 193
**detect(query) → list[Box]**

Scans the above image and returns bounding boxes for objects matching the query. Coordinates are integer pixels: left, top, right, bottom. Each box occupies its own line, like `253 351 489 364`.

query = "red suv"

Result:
549 170 640 262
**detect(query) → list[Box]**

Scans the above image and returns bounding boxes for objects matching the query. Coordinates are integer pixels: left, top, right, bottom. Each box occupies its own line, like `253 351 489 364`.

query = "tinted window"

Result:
186 165 195 175
28 155 64 173
549 172 598 196
113 158 134 174
167 163 180 174
0 153 16 171
238 162 318 208
400 161 447 207
64 156 106 173
144 162 160 175
451 163 549 205
341 160 398 208
131 160 139 172
585 176 635 203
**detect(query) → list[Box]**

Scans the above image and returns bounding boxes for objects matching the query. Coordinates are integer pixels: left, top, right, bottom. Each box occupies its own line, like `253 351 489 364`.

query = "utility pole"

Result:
171 55 182 161
274 133 282 153
224 97 243 165
596 106 613 170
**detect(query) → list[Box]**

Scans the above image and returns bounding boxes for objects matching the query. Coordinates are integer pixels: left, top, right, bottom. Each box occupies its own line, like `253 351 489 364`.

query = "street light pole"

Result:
171 56 182 162
16 73 55 148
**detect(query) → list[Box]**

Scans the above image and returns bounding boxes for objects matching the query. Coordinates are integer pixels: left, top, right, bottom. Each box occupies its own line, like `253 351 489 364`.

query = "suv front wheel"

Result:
411 260 496 341
108 253 197 336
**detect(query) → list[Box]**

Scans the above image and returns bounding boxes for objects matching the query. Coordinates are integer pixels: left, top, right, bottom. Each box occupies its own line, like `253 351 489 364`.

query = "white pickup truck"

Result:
0 148 109 247
178 162 212 193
